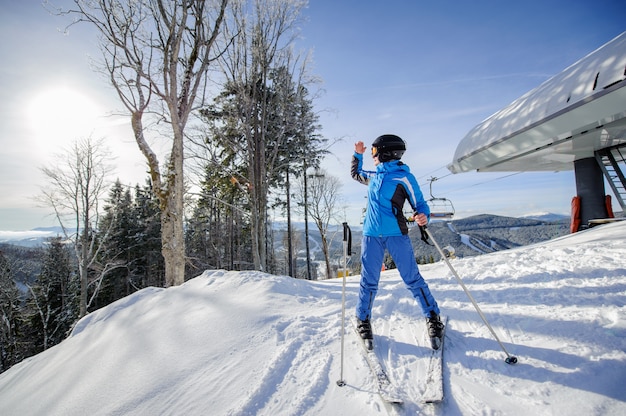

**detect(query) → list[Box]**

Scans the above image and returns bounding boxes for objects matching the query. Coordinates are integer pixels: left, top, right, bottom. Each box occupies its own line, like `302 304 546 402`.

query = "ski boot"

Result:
356 318 374 350
427 311 444 350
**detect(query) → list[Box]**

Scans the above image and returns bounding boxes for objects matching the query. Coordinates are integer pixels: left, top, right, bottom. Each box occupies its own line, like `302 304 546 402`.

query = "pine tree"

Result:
132 180 164 287
198 0 320 272
96 180 135 307
199 67 324 274
96 178 164 297
186 165 252 276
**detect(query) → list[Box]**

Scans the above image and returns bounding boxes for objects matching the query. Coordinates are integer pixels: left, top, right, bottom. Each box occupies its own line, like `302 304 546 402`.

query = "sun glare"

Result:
27 86 102 143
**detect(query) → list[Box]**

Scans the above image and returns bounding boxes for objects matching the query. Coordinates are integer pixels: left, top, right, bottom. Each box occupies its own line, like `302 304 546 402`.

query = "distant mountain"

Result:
519 212 570 222
0 227 64 247
278 213 573 278
406 213 570 260
1 215 570 261
1 214 575 286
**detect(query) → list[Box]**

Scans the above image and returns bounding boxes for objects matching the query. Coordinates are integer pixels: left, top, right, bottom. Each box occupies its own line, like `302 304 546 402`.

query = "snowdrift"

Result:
1 221 625 415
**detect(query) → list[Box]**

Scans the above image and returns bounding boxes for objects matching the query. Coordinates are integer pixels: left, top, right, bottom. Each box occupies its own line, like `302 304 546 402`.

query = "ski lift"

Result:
427 177 455 220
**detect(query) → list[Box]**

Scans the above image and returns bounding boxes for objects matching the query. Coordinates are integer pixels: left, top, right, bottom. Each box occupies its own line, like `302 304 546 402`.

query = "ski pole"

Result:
337 222 352 386
421 225 518 365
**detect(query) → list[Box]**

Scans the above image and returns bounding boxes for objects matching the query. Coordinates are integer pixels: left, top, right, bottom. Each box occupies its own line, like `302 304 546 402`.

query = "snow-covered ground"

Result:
1 221 625 416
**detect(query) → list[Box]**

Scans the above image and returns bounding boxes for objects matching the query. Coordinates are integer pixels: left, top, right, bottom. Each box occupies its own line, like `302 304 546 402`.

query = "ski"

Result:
420 315 448 404
351 319 404 405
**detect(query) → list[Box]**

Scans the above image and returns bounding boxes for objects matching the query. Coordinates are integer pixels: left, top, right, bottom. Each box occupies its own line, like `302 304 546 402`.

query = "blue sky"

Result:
1 1 625 230
301 1 625 223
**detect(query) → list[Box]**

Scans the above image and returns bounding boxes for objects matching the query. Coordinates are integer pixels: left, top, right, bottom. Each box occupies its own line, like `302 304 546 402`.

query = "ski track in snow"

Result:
229 315 335 416
0 222 625 415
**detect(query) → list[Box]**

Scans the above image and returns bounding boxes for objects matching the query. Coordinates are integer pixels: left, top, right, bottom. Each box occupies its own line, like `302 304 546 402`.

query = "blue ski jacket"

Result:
351 152 430 237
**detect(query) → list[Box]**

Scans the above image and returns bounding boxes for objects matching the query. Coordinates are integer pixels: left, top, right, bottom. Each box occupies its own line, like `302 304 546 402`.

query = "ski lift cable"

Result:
441 171 525 196
414 167 526 195
416 166 454 183
416 170 525 218
418 173 453 191
393 165 528 220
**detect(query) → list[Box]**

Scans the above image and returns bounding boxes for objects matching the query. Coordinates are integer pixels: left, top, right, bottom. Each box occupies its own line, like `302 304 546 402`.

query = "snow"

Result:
1 221 625 415
459 233 487 254
0 229 57 242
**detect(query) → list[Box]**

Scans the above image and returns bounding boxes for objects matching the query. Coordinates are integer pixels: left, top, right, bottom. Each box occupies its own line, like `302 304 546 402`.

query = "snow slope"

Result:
1 221 625 416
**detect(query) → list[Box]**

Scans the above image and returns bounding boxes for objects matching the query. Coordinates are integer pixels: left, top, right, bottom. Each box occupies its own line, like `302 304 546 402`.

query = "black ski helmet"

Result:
371 134 406 162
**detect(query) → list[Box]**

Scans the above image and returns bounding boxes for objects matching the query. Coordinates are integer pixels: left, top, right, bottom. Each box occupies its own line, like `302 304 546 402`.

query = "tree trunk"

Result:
249 130 267 271
320 233 332 280
161 209 185 287
161 125 186 286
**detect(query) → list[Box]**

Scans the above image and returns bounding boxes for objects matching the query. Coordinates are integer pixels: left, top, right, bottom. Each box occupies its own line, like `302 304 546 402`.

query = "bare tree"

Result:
27 238 74 350
296 169 342 279
65 0 228 286
39 137 115 317
0 250 21 372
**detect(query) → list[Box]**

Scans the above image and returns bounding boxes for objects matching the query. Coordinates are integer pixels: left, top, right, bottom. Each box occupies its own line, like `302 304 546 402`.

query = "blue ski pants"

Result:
356 235 440 321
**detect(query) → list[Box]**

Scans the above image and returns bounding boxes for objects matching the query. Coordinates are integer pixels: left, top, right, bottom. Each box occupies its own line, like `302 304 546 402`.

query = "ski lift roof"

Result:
448 31 626 174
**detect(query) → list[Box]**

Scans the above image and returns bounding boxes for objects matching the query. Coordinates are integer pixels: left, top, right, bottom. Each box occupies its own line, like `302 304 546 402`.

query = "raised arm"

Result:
351 141 370 185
